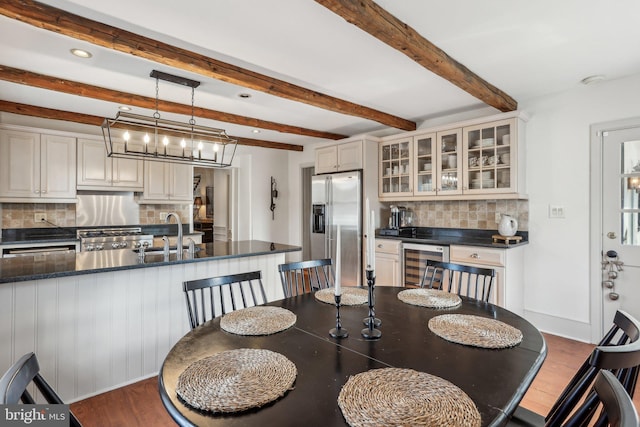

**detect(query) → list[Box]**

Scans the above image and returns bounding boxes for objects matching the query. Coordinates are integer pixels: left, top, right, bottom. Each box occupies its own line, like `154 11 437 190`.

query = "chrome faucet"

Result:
165 212 183 260
186 237 196 258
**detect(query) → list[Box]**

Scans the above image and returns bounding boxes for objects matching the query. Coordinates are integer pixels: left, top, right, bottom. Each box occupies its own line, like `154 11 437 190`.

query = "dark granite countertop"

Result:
0 224 196 246
0 240 301 284
376 227 529 249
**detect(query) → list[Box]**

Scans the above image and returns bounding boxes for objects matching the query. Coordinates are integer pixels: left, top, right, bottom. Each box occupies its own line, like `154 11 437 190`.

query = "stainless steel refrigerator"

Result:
310 171 362 287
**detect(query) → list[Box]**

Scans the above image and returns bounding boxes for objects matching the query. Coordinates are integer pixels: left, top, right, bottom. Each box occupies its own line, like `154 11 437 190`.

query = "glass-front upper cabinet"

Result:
379 136 412 197
436 129 462 195
463 118 515 194
413 132 436 195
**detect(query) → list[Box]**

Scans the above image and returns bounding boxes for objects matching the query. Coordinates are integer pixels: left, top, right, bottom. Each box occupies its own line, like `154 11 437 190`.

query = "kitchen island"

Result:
0 240 300 403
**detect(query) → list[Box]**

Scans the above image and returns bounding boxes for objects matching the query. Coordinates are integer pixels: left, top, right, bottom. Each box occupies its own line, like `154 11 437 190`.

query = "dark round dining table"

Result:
158 286 547 426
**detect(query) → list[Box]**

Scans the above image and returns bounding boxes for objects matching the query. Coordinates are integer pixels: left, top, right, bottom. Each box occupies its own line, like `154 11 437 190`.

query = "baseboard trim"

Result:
523 309 592 343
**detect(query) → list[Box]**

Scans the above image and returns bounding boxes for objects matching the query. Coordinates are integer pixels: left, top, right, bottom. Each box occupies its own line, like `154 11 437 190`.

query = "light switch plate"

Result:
34 213 46 222
549 205 565 219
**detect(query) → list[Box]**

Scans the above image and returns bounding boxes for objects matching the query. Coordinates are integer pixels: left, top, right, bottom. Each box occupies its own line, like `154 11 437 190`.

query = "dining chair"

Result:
183 270 268 330
594 370 640 427
508 310 640 427
278 258 333 298
0 352 83 427
420 260 495 303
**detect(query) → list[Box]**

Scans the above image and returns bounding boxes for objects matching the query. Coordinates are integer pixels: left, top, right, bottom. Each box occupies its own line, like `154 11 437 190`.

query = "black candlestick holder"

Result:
329 294 348 338
361 268 381 339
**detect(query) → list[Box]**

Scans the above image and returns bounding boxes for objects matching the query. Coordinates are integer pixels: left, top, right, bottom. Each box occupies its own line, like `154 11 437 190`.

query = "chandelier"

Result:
102 70 237 168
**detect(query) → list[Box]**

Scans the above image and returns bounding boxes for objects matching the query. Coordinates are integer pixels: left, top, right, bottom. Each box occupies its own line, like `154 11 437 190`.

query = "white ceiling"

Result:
1 0 640 147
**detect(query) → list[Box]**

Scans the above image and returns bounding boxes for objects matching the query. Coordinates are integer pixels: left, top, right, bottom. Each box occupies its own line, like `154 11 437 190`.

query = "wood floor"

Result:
69 333 639 426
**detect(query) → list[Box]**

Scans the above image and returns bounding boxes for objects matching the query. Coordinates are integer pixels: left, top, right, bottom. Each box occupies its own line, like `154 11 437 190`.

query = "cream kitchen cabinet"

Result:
315 140 363 174
0 129 76 202
77 138 144 191
139 159 193 204
462 118 523 195
380 111 527 201
379 136 413 198
449 244 524 315
374 238 402 287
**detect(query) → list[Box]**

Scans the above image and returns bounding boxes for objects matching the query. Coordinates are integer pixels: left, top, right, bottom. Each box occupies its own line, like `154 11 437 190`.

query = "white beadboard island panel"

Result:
0 251 288 402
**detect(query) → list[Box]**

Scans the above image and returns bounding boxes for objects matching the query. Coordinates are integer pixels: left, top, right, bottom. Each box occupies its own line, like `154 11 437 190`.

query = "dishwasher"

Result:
402 243 449 287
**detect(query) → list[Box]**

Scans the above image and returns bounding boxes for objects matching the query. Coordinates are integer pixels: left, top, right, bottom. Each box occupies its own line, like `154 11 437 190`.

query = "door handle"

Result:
607 232 617 239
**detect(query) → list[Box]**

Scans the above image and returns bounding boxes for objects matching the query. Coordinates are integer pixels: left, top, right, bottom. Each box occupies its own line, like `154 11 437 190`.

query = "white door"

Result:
601 126 640 330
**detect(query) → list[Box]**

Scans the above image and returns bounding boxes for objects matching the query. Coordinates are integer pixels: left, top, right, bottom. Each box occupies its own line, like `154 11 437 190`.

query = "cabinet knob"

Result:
470 253 480 259
377 244 383 248
41 190 46 194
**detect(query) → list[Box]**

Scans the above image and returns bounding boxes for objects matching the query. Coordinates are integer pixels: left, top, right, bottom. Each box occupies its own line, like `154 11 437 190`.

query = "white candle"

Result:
365 198 372 268
335 225 342 296
370 210 376 271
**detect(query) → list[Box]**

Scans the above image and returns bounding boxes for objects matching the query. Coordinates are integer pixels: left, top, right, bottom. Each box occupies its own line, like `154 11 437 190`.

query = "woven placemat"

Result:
429 314 523 349
176 348 297 413
220 306 296 335
397 289 462 309
315 287 368 305
338 367 481 427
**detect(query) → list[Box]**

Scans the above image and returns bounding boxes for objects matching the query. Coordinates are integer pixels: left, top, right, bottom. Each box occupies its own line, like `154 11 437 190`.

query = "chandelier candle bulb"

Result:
335 225 341 296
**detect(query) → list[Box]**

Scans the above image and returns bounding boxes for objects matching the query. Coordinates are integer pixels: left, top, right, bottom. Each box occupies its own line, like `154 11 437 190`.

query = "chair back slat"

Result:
183 270 267 330
420 260 495 303
278 259 333 298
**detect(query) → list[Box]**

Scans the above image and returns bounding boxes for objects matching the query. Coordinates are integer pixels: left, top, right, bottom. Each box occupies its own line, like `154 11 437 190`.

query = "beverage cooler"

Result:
402 243 449 287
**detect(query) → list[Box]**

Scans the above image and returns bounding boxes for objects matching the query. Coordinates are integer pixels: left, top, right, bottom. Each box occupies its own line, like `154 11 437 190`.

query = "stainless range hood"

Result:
76 191 140 227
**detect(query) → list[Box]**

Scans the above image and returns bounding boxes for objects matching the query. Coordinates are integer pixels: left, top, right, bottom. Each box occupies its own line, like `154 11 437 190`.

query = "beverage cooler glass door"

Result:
402 243 449 287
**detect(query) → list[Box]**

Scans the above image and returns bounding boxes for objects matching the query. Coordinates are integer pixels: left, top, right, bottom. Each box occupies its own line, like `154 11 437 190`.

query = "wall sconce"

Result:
194 196 203 219
270 176 278 220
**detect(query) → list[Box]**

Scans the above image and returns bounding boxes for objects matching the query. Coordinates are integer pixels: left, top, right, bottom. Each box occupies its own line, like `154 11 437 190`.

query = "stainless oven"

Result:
402 243 449 287
2 243 77 258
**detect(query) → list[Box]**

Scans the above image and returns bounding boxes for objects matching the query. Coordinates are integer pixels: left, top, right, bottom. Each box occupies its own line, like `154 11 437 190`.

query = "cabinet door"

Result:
337 140 362 171
315 146 337 174
41 134 76 199
0 130 40 198
463 118 515 194
376 254 399 287
143 161 170 200
112 156 144 189
170 163 193 201
436 129 462 195
413 132 437 195
379 137 412 197
77 138 111 188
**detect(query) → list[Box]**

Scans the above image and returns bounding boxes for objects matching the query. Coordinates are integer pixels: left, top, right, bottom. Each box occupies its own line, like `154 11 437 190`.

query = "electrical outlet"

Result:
494 213 501 223
549 205 565 219
160 211 168 220
34 213 46 223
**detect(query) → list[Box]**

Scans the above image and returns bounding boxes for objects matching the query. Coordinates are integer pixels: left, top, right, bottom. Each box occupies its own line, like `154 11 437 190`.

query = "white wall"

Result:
234 145 291 244
519 72 640 341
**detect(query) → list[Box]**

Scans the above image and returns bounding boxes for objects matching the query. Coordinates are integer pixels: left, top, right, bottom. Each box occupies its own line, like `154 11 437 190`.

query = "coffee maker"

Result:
388 205 414 229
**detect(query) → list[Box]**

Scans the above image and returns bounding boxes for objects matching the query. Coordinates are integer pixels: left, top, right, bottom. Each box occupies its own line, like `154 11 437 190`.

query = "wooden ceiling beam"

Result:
0 65 340 142
315 0 517 112
0 0 416 131
0 100 304 152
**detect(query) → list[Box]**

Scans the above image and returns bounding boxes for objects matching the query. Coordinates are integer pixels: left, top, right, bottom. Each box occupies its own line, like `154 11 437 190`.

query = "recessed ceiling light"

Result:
238 93 252 99
252 129 261 134
581 75 605 85
70 48 92 59
118 106 131 111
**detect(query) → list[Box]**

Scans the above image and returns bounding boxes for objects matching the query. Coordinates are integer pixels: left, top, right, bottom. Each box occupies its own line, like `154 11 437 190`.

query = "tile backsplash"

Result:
1 203 190 229
391 199 529 231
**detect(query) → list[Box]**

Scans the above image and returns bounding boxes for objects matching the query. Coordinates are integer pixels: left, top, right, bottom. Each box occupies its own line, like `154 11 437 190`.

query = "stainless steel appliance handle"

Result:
325 177 332 258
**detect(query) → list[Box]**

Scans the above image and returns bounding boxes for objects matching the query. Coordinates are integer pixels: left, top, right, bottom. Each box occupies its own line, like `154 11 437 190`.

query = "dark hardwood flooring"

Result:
69 333 639 426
